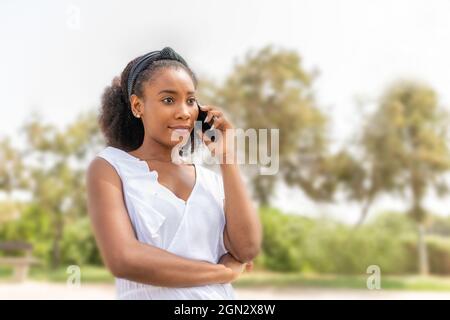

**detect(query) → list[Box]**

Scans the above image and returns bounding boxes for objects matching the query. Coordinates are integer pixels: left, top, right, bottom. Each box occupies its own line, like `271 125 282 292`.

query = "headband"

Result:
127 47 189 98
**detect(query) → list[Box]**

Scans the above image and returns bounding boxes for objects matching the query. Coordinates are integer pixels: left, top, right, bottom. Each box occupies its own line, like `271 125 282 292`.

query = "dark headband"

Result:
127 47 189 98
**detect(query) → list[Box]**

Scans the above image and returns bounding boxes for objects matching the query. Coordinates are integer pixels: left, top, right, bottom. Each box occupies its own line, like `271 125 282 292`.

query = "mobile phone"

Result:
196 101 213 132
196 101 216 142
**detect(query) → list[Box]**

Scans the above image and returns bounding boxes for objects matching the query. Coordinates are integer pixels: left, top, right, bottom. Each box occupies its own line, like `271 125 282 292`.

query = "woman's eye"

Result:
162 97 196 105
162 97 174 104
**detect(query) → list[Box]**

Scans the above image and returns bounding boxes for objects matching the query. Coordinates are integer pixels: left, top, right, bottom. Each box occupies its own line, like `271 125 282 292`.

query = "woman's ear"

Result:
129 94 143 117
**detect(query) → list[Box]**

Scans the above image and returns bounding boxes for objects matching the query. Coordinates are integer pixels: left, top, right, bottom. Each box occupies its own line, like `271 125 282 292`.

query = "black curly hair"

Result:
99 54 198 152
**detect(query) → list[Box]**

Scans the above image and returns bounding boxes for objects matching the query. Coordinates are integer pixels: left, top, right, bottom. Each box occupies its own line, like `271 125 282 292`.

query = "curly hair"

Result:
99 56 198 152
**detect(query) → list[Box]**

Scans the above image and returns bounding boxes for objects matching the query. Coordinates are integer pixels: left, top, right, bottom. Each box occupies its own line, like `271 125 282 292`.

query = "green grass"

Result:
0 265 114 283
1 266 450 291
234 270 450 291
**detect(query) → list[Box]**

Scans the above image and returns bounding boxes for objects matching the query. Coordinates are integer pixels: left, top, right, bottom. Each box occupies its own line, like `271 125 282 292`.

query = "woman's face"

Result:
132 67 199 148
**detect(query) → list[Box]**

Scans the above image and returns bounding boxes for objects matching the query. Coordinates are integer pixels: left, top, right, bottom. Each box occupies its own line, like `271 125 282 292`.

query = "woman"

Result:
86 47 262 299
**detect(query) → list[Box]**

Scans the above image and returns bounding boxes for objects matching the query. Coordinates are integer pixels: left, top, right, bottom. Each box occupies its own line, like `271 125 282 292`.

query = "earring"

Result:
134 114 140 118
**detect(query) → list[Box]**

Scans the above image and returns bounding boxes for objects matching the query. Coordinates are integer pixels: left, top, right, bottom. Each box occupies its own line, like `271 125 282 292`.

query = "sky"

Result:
1 0 450 223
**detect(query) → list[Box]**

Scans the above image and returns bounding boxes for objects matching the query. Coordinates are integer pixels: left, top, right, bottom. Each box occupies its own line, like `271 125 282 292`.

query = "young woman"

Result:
86 47 262 299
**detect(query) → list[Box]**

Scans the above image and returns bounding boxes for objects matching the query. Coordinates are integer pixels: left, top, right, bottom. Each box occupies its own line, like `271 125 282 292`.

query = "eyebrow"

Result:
157 89 196 95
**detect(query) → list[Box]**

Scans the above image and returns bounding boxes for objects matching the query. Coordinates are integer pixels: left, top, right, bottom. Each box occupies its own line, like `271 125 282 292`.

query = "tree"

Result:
358 80 450 274
215 45 330 205
21 111 102 268
0 137 28 223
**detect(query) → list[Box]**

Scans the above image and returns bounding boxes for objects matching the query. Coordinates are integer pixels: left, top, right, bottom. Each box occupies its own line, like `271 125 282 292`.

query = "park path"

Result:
0 282 449 300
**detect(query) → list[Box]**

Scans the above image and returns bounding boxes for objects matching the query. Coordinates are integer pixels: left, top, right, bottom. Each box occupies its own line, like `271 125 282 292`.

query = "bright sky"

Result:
1 0 450 223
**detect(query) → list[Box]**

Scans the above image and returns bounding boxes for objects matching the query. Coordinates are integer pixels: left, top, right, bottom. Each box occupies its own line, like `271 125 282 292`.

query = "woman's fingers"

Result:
205 110 223 124
199 104 233 132
210 115 224 130
198 103 212 111
245 261 254 272
199 104 221 122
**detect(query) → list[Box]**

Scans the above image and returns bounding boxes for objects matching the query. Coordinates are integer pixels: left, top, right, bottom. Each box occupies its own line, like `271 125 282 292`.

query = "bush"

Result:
0 204 52 265
0 203 102 267
427 236 450 274
3 203 450 275
259 208 448 275
60 217 102 266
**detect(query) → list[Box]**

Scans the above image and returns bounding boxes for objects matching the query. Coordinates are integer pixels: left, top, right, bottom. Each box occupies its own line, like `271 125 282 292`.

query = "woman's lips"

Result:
168 126 191 135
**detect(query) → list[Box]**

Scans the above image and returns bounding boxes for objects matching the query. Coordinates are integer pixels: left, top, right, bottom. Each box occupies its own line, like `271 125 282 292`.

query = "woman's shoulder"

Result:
86 155 122 193
97 146 128 163
94 146 151 179
86 146 130 184
89 146 122 174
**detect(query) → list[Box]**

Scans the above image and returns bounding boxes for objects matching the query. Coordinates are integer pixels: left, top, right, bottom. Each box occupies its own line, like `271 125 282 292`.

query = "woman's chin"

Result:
167 132 191 145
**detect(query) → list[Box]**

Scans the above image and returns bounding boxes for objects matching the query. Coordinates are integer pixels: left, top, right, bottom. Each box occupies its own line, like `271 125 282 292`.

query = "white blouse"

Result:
97 146 236 300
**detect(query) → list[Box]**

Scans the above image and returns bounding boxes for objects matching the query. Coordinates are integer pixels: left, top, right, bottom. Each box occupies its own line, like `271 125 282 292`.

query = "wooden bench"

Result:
0 241 40 282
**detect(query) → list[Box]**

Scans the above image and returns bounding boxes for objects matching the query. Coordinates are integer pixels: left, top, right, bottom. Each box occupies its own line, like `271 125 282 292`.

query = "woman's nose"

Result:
175 103 192 119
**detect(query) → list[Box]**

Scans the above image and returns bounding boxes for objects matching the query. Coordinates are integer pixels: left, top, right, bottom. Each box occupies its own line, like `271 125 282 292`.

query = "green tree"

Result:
21 111 102 268
359 80 450 274
215 45 329 205
0 137 28 223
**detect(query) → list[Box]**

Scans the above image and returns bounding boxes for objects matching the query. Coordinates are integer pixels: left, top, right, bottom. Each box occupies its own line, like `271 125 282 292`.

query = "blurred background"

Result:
1 0 450 299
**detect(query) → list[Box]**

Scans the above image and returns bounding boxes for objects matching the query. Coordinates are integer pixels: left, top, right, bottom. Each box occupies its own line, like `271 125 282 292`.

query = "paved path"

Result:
0 282 449 300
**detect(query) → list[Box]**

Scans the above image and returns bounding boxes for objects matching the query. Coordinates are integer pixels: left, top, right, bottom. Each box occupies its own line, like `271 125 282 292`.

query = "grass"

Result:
0 265 114 283
1 266 450 291
235 270 450 291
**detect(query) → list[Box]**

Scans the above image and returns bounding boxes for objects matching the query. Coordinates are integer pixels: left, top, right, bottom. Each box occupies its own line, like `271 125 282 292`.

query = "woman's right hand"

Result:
218 253 246 282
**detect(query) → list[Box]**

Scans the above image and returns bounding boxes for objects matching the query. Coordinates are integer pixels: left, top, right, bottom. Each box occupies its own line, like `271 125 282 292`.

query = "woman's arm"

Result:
195 104 262 264
220 161 263 264
86 157 234 288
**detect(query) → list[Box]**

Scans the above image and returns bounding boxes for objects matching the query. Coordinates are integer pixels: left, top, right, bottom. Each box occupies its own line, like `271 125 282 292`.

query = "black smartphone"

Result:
196 100 216 142
196 101 213 132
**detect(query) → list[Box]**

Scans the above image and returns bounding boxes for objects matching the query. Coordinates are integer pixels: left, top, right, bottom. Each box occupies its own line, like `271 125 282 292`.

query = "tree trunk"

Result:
252 174 275 206
51 217 64 269
417 223 429 276
355 196 374 228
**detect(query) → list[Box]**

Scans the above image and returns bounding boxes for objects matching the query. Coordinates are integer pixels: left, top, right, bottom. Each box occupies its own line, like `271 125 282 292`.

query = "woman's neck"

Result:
130 136 179 162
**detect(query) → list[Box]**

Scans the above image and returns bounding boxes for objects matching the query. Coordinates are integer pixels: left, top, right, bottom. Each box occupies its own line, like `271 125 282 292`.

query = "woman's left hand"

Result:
196 104 235 161
244 260 254 272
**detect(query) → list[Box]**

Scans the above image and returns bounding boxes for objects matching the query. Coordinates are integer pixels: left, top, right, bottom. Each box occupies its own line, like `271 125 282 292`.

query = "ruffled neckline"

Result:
105 146 199 205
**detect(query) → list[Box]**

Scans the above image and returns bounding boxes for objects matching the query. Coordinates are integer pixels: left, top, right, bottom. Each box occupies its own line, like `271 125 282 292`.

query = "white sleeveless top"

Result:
97 146 236 300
